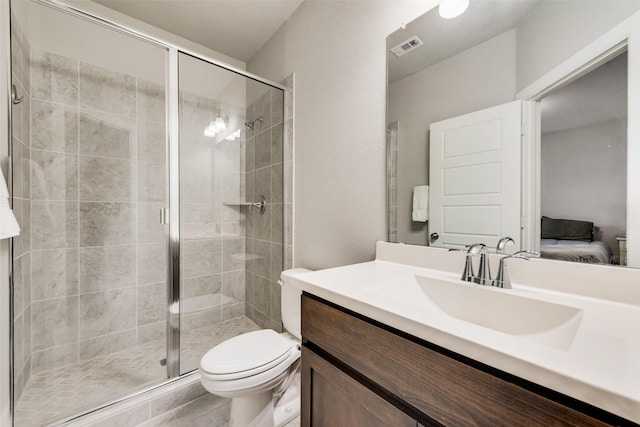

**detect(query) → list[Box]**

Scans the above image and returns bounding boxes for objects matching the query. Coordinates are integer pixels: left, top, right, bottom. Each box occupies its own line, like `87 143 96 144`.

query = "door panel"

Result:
429 100 527 251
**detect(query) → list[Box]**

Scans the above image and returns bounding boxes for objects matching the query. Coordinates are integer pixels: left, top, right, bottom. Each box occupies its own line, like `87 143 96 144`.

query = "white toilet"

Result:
200 268 310 427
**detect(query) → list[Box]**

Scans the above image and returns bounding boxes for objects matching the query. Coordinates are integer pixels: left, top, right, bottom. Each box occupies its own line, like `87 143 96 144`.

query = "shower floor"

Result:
14 316 260 427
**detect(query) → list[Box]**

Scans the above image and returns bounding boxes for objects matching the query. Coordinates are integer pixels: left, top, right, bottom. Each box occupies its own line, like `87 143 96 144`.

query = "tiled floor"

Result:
15 316 260 427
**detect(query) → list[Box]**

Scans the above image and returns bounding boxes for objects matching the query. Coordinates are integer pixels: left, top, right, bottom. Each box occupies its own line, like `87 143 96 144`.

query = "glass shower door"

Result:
11 2 170 424
177 53 257 374
177 53 285 374
9 1 286 424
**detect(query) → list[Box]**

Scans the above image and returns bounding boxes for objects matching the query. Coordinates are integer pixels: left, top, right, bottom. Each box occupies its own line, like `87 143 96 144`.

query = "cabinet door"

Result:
301 346 416 427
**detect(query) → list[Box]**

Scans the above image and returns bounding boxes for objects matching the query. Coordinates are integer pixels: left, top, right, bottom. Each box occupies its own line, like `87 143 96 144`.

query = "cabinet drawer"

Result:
302 294 608 427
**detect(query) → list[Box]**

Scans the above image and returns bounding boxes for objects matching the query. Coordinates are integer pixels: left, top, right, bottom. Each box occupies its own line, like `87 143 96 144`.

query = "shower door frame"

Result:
4 0 286 423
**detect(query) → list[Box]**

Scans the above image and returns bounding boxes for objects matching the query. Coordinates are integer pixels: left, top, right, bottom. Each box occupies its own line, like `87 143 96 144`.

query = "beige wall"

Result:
516 0 640 91
247 0 437 270
541 119 627 256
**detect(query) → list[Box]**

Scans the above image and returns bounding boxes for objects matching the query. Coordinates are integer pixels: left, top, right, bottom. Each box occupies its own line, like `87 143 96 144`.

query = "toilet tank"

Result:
279 268 311 340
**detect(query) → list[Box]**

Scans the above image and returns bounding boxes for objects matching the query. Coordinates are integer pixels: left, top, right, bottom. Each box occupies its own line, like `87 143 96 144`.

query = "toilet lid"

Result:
200 329 294 376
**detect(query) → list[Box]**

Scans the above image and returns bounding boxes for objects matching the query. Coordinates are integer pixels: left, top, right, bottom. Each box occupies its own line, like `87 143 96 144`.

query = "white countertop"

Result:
288 242 640 423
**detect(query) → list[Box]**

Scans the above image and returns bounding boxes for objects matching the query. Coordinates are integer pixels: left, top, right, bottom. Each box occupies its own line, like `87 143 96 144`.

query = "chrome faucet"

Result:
492 250 540 289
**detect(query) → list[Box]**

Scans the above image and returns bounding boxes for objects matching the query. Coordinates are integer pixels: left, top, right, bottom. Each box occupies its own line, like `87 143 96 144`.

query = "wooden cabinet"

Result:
301 294 628 427
301 347 416 427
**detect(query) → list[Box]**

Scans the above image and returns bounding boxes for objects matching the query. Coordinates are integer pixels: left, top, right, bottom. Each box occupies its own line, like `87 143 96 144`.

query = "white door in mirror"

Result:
429 100 534 251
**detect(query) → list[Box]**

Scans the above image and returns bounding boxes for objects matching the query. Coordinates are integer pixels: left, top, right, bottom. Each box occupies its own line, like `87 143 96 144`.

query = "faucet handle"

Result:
492 253 531 289
496 237 515 254
513 250 540 258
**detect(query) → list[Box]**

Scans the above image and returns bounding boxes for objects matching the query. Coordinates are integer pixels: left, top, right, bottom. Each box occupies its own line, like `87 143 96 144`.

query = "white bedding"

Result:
540 239 612 264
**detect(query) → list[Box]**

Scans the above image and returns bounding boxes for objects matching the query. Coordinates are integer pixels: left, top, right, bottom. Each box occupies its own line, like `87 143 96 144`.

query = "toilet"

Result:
200 268 310 427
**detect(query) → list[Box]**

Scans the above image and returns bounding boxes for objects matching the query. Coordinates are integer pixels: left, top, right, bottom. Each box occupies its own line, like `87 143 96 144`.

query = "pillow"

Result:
541 216 594 241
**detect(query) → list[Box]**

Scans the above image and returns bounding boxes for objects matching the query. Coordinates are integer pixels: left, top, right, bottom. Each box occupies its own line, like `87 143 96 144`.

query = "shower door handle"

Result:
12 84 24 104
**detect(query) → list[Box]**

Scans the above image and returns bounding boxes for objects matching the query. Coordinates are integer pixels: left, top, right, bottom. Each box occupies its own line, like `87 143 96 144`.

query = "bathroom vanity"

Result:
290 242 640 426
302 295 611 426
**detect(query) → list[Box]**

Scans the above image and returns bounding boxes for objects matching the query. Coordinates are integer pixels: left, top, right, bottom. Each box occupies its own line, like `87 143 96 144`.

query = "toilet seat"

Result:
200 347 300 397
200 329 298 381
200 340 300 398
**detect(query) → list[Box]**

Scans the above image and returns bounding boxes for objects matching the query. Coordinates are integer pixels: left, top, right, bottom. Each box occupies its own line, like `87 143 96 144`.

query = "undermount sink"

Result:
365 274 583 350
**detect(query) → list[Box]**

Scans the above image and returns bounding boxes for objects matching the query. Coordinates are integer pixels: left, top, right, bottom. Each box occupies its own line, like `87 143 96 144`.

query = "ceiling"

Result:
388 0 539 83
93 0 305 63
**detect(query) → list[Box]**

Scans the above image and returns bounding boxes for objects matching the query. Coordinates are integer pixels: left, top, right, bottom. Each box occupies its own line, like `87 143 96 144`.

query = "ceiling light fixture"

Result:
214 113 227 131
439 0 469 19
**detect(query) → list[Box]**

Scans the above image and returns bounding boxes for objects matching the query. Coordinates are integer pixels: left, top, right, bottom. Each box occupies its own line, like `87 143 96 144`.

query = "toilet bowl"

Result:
200 268 310 427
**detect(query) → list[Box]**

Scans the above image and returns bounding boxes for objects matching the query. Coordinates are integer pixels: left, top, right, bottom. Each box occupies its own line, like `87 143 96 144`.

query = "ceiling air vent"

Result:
390 36 424 57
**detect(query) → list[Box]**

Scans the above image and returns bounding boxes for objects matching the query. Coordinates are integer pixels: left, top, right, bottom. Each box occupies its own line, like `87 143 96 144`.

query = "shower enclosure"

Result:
7 1 286 425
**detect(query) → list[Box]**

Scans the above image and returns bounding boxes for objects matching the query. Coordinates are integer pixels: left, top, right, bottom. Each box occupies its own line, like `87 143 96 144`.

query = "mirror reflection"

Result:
387 0 640 268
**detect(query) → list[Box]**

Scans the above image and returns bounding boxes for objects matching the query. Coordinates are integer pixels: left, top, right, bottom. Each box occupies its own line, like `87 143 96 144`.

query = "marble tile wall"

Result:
178 89 249 372
10 12 32 404
244 77 291 331
27 46 169 377
15 38 275 410
283 75 294 271
387 121 398 243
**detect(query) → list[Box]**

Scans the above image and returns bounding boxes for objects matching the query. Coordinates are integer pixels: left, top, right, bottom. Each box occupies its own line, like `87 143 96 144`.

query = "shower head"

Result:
244 116 264 130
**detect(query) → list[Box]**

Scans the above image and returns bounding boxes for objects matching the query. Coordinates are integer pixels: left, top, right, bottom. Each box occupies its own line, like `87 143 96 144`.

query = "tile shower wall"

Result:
244 77 291 331
387 121 398 243
283 75 294 273
11 12 33 403
179 90 248 346
27 47 169 376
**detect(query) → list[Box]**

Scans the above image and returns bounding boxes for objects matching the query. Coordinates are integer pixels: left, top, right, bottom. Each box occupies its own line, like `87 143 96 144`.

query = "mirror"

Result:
386 0 640 268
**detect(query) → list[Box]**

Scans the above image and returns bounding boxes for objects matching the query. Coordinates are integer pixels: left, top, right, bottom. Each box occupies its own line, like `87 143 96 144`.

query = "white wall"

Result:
541 119 627 255
516 0 640 91
247 0 437 269
388 30 517 245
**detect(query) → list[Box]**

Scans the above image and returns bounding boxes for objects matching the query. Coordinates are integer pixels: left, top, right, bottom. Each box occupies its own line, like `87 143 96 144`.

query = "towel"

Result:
412 185 429 222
